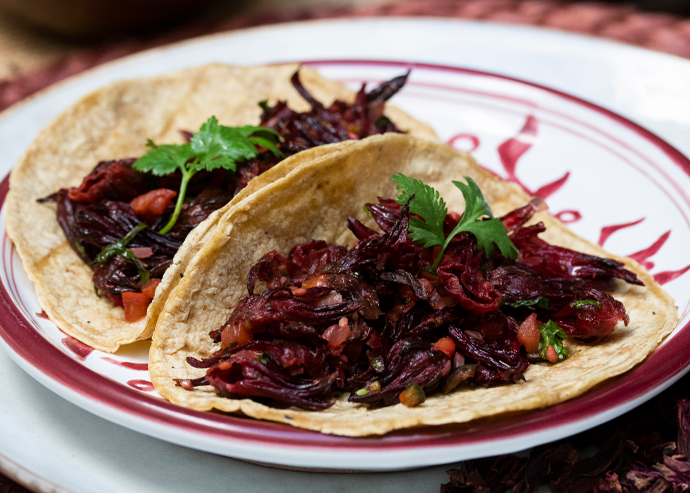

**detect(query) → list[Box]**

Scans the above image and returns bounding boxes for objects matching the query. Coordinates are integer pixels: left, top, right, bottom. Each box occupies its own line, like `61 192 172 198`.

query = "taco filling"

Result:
41 71 409 321
180 175 641 411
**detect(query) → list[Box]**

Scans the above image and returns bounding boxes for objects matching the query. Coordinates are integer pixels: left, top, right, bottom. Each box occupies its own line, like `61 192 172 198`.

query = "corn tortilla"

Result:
150 134 678 436
5 64 437 353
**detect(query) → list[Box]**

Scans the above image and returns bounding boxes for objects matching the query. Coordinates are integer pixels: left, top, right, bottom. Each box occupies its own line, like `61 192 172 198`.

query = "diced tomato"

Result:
433 337 456 358
221 322 253 346
290 286 307 296
323 318 352 348
301 275 329 289
129 247 153 259
130 189 177 223
517 313 540 354
122 292 151 322
141 278 161 299
545 345 559 363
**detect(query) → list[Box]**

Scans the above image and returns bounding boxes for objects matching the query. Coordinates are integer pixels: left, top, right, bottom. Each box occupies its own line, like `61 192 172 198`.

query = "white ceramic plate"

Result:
1 18 690 488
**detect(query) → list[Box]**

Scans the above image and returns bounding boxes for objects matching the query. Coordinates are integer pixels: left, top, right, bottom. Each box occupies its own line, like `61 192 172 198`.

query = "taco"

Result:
150 133 677 436
5 63 437 353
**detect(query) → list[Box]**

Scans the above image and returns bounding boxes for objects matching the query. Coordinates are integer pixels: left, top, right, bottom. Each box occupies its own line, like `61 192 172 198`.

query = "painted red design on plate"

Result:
448 133 480 152
533 172 570 199
102 357 148 371
127 380 154 392
61 335 94 360
497 115 570 199
628 231 671 271
554 210 582 223
597 221 689 284
598 218 645 246
654 265 690 286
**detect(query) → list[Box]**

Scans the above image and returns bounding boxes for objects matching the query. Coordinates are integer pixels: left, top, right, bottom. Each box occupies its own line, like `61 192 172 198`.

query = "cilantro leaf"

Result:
450 178 518 260
506 297 550 309
392 174 518 270
462 217 517 259
92 223 149 286
538 320 569 362
133 141 195 176
133 116 283 234
570 300 602 309
392 173 447 249
452 177 493 221
189 118 284 173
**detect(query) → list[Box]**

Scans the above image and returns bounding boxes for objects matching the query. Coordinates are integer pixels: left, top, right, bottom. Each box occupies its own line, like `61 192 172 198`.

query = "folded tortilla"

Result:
5 63 438 353
150 134 678 436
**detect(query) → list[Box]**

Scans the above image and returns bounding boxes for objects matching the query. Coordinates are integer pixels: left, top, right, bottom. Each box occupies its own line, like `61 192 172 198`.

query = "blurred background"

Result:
1 0 690 113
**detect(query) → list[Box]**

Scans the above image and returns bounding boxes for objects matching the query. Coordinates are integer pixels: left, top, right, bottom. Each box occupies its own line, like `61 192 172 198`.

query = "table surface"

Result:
1 1 690 492
0 0 392 80
2 0 690 113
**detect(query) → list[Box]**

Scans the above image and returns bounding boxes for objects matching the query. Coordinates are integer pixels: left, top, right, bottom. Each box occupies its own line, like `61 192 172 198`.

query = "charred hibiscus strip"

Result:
206 354 336 411
44 71 409 319
184 176 641 411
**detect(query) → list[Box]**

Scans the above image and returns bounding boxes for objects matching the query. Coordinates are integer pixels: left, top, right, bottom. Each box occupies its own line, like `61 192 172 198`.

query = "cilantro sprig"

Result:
392 174 518 270
133 116 283 234
92 223 149 285
538 320 569 362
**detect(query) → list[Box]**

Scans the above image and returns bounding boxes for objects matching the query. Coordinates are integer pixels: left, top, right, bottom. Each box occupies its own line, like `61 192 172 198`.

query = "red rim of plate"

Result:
0 59 689 452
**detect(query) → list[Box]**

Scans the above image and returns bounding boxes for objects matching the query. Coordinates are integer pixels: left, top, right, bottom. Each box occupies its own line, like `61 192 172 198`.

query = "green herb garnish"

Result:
367 351 384 372
92 223 149 285
375 116 393 128
538 320 569 362
133 116 283 234
355 388 369 396
570 300 602 309
507 297 550 309
392 173 518 270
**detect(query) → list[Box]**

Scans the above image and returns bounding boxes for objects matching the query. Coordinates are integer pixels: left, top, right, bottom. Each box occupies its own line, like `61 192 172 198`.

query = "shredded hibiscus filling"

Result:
185 197 641 411
42 72 408 309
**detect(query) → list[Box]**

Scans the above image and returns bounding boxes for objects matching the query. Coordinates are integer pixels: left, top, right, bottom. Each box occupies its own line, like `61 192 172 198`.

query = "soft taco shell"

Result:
150 133 678 437
5 63 437 353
